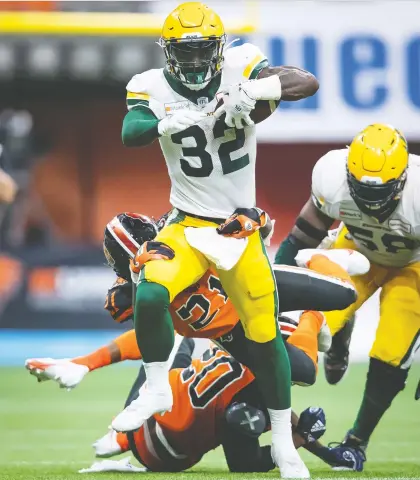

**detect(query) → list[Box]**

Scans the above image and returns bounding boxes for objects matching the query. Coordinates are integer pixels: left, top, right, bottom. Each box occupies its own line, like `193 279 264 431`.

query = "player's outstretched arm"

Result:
258 66 319 101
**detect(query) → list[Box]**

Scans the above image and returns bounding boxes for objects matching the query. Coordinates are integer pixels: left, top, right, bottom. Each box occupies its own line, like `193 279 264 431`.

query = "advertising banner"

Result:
248 1 420 142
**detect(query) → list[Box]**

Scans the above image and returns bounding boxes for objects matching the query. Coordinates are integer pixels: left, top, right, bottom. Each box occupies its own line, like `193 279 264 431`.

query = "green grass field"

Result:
1 363 419 480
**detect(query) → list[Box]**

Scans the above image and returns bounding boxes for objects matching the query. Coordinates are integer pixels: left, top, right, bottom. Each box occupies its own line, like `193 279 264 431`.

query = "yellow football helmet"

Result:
347 124 409 219
159 2 226 88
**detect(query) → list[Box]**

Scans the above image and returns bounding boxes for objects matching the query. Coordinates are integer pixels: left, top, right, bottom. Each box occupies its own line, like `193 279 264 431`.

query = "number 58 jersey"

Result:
126 43 268 218
311 149 420 267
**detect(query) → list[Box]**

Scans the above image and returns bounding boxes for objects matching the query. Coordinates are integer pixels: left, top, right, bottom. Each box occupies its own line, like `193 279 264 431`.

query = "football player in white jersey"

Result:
112 2 318 477
274 124 420 469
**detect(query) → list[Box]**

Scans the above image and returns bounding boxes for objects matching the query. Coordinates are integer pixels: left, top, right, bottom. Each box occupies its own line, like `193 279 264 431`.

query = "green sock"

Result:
247 327 291 410
352 358 407 443
134 282 174 363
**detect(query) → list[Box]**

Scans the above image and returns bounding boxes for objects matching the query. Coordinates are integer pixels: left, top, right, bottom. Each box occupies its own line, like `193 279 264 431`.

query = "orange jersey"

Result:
131 348 255 471
170 269 239 339
105 270 238 338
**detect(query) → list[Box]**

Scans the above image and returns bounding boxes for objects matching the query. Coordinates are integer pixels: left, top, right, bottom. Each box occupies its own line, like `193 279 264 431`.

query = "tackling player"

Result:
26 329 329 472
274 124 420 469
118 3 318 475
99 212 360 386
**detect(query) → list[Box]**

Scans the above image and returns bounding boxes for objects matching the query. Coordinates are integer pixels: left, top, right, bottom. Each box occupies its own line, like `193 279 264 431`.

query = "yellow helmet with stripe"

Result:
159 2 226 89
347 124 409 220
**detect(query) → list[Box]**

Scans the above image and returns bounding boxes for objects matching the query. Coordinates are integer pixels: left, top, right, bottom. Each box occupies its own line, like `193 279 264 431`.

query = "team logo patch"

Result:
197 97 209 107
339 209 362 220
389 218 412 234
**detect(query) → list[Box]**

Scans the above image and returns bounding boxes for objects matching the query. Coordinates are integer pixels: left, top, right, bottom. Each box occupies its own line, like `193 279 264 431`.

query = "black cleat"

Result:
324 317 356 385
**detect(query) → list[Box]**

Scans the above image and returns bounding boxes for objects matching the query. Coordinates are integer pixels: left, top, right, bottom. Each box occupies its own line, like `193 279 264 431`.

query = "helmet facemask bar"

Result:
347 166 407 220
160 35 226 87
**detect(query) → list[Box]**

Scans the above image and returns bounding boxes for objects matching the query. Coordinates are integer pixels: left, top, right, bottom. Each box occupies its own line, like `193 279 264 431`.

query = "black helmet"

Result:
103 213 158 281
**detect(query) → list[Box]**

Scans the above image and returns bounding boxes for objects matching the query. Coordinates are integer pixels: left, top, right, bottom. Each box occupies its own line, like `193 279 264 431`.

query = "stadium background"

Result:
0 0 419 369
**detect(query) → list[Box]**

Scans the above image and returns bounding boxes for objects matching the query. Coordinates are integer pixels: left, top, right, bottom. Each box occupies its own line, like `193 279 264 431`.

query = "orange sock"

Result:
113 329 142 361
307 254 353 285
72 330 141 371
287 310 324 372
72 346 112 371
116 432 130 452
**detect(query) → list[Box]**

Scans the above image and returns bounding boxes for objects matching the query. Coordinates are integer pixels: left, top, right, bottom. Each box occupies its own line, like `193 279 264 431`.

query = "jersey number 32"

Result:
172 123 249 177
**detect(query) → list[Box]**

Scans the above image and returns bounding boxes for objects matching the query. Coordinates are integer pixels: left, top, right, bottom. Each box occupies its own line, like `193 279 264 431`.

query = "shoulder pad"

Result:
126 69 163 111
402 155 420 230
126 69 163 94
312 149 347 212
223 43 268 83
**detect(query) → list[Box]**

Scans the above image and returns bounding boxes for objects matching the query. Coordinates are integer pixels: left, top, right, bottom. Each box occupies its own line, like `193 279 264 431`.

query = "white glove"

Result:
214 84 256 129
79 457 147 473
158 110 207 136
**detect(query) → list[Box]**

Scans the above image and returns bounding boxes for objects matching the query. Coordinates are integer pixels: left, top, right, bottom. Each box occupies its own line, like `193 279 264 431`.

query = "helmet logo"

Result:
360 176 383 185
181 32 203 39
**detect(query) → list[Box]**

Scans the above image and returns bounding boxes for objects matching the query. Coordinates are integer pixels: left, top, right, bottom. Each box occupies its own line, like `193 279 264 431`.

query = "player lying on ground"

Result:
101 212 361 386
27 322 361 473
274 123 420 470
120 2 318 476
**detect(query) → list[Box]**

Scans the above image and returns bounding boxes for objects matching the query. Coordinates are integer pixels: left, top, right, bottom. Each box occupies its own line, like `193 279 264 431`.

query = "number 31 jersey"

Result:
311 149 420 267
126 43 268 218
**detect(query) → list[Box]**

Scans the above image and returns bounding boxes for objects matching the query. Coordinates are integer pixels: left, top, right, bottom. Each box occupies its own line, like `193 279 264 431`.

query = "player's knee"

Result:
244 317 276 343
135 282 170 313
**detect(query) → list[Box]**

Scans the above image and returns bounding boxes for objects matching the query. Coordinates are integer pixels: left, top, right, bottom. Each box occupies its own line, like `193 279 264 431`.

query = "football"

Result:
214 96 280 125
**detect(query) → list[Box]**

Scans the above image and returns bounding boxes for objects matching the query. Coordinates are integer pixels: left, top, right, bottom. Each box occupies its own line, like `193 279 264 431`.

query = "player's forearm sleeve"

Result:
274 234 308 266
121 108 160 147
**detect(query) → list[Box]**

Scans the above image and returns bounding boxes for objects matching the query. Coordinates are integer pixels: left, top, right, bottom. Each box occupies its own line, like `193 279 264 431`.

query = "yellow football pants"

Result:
325 228 420 368
141 211 277 343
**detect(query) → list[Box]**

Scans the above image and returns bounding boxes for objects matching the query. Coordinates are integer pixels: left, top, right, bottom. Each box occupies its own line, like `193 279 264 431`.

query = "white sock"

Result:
268 407 296 451
143 361 170 392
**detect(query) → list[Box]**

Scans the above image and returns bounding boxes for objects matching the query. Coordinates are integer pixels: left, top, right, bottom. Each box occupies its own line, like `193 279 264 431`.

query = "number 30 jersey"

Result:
126 43 268 218
130 348 255 471
311 149 420 267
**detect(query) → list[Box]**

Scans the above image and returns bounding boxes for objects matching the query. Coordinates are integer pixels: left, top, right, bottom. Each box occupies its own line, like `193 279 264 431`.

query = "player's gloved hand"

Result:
157 110 207 136
214 84 256 129
217 207 267 239
295 406 326 443
130 241 175 283
326 444 366 471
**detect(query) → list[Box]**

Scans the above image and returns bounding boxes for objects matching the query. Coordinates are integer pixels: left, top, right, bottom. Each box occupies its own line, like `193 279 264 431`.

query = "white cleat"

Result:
295 248 370 276
317 314 332 353
25 358 89 390
111 382 173 433
272 434 310 479
93 428 123 458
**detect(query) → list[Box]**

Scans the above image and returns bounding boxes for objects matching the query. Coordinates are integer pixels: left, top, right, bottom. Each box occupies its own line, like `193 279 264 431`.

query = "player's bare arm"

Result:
258 65 319 101
291 198 335 247
275 197 334 265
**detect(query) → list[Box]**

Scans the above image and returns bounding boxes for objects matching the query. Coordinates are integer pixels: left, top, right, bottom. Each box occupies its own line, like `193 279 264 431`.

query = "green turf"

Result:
1 363 419 480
